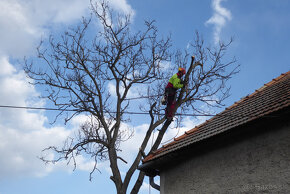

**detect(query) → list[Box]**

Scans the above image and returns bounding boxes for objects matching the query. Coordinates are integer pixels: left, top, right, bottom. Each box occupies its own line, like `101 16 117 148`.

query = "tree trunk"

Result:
130 171 145 194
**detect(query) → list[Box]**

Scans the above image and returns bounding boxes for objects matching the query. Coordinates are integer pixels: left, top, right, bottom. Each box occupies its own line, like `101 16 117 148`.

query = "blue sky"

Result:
0 0 289 194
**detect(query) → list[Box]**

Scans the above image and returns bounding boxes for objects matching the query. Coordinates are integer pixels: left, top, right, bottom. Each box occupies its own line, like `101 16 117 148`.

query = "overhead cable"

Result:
0 105 278 118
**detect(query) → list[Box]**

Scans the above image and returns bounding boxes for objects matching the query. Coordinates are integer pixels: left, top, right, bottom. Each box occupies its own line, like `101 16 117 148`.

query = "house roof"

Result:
142 71 290 164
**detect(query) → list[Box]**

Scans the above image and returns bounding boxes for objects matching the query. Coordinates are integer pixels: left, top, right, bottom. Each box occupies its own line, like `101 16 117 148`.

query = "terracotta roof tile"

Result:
143 71 290 163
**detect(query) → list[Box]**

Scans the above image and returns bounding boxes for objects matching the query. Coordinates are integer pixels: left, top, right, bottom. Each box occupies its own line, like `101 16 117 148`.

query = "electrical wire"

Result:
0 105 76 111
124 95 161 101
0 105 279 118
0 104 224 117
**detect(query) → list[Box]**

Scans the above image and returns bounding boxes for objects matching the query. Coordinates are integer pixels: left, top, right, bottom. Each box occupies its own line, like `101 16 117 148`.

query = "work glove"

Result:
181 80 187 88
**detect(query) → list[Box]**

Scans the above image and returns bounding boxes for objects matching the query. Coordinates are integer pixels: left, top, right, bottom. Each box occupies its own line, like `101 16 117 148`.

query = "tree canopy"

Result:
24 1 238 193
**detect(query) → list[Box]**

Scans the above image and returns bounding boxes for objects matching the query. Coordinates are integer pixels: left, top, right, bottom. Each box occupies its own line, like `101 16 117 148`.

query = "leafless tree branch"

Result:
26 2 238 194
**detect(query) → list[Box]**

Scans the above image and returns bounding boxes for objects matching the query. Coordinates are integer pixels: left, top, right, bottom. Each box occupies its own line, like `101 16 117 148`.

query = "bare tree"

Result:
24 1 238 193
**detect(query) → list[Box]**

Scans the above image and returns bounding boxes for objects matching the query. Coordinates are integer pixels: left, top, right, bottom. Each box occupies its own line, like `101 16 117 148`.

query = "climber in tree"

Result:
163 66 187 120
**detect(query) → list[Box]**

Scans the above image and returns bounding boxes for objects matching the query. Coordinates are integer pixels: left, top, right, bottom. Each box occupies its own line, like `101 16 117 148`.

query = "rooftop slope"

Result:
143 71 290 163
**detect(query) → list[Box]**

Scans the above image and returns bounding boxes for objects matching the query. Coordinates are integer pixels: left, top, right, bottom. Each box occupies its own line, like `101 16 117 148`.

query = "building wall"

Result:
160 120 290 194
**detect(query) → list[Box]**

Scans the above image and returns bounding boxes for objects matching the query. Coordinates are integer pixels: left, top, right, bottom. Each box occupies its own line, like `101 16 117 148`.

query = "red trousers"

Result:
166 93 176 118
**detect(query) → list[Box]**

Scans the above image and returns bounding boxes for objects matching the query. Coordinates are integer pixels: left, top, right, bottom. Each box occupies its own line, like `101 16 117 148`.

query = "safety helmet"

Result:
178 67 186 75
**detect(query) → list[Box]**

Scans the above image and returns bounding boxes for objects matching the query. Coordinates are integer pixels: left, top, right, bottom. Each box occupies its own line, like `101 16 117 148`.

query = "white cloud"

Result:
0 56 45 130
159 61 171 71
206 0 232 44
0 125 70 178
0 0 90 57
0 57 98 179
108 81 140 99
119 124 149 160
0 56 16 76
0 0 40 57
0 57 60 178
160 116 206 146
0 0 93 58
107 0 135 16
0 0 136 181
0 0 135 58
